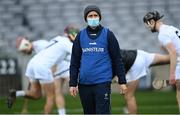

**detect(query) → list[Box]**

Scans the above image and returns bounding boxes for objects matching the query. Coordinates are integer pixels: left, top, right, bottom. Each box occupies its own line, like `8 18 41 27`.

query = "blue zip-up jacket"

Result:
69 25 126 86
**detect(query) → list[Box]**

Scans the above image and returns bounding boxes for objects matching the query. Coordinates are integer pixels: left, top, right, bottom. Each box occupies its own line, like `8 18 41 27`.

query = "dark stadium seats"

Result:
0 0 179 52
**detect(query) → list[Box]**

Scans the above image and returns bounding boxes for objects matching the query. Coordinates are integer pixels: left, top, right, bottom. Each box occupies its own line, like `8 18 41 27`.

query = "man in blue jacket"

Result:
69 5 127 114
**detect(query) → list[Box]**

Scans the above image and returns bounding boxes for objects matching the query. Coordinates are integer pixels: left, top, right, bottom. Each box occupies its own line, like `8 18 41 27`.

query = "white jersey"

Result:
158 24 180 56
33 39 71 79
158 24 180 79
33 36 72 68
32 40 49 53
25 36 72 82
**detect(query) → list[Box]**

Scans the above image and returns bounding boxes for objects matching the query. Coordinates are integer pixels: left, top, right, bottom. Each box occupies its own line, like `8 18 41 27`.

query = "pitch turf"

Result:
0 89 178 114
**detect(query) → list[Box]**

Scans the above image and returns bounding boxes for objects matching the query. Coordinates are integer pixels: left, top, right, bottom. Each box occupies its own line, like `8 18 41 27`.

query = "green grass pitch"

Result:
0 90 178 114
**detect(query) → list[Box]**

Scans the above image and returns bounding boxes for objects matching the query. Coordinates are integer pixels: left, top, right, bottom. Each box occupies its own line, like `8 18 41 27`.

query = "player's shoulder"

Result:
161 24 179 32
32 40 49 48
33 40 49 44
159 25 174 37
53 35 67 41
52 35 64 40
52 35 72 47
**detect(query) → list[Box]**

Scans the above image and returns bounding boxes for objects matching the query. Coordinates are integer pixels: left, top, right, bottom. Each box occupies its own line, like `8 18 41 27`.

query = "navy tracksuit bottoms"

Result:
78 82 111 114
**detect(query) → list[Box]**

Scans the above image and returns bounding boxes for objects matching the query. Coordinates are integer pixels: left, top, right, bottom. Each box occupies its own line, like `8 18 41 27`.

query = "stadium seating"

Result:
0 0 179 52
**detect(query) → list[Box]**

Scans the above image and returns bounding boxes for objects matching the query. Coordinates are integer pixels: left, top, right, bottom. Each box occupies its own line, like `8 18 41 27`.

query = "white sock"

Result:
58 108 66 115
16 90 25 97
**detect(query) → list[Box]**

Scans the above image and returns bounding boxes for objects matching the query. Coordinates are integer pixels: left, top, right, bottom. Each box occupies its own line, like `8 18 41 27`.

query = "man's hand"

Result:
169 73 176 85
119 84 127 95
69 86 78 97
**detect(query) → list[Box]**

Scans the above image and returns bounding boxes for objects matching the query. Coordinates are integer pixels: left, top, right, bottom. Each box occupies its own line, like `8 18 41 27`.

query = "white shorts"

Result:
25 57 54 84
126 50 155 83
175 57 180 80
54 61 70 79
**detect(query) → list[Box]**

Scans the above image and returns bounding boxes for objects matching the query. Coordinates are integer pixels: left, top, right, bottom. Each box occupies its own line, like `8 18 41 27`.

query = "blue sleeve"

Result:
69 33 82 87
107 30 126 84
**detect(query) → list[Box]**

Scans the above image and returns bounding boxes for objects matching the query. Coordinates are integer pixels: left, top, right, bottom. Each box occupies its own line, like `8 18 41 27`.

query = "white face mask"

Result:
87 17 100 27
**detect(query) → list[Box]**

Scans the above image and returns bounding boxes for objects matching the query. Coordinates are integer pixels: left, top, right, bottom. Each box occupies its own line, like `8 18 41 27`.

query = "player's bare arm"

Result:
150 54 170 66
166 42 177 84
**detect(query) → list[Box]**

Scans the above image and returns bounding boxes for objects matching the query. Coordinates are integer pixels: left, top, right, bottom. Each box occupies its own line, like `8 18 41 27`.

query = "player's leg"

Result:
21 98 29 114
176 80 180 113
36 67 55 114
41 82 55 114
123 50 152 114
21 82 31 114
33 61 56 114
54 61 70 115
21 58 42 99
176 57 180 112
54 77 66 115
24 80 42 99
124 80 139 114
7 80 42 108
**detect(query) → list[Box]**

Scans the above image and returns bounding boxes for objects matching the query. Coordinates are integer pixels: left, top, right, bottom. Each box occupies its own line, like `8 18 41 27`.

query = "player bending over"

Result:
118 49 170 114
7 25 79 115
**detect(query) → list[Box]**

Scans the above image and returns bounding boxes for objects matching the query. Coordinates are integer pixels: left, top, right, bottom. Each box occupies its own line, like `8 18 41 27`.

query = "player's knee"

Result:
32 90 42 99
176 80 180 91
124 93 134 100
46 97 54 106
176 87 180 102
54 87 61 94
33 94 41 99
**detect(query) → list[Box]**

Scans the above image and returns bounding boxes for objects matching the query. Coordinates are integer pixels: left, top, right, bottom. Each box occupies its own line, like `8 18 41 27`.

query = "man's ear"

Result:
149 19 155 25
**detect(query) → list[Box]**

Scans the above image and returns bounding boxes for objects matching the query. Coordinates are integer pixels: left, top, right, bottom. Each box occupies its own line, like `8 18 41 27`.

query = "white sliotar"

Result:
152 79 168 90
